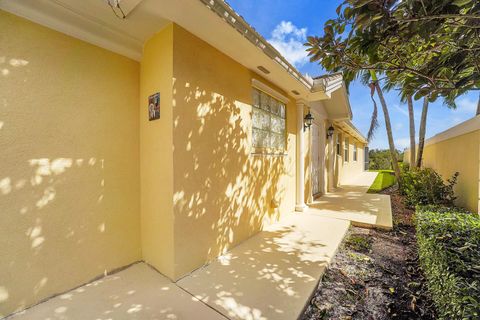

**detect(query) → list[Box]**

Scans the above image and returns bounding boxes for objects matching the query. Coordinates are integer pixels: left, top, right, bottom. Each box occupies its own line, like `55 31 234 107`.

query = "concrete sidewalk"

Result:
307 172 393 230
7 172 391 320
7 263 227 320
177 213 350 320
7 214 350 320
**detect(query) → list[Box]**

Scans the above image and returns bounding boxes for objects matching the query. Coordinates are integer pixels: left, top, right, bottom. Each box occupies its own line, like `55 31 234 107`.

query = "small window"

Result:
336 135 341 155
344 137 349 162
252 88 286 151
353 144 358 161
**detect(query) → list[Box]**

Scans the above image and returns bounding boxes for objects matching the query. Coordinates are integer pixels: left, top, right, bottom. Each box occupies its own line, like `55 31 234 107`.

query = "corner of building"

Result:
139 23 176 280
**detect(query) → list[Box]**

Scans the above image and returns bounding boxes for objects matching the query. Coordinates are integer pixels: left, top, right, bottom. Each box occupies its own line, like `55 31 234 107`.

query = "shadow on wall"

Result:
0 30 140 316
0 156 107 313
171 71 296 277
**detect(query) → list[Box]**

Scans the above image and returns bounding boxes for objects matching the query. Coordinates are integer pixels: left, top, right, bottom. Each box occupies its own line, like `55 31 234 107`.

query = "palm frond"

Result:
359 70 371 86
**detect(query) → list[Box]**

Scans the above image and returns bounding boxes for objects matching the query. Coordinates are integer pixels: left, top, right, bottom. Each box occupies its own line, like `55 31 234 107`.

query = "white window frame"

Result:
353 144 358 161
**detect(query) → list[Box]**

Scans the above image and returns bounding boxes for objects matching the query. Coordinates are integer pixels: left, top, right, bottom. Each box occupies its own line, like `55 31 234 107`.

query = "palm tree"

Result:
407 95 416 168
369 72 402 184
416 97 429 168
382 78 416 170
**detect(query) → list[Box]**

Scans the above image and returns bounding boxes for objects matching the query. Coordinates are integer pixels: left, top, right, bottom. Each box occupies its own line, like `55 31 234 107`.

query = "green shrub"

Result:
416 206 480 319
400 167 458 208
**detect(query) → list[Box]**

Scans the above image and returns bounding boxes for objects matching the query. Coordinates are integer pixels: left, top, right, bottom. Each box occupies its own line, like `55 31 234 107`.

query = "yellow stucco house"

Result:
0 0 368 316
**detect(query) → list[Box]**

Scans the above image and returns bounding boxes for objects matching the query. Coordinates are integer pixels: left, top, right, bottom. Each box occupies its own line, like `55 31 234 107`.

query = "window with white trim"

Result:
252 88 286 151
353 144 358 161
344 137 349 162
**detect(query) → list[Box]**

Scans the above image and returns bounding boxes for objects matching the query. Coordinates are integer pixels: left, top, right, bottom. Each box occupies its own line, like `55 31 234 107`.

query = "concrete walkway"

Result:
7 171 392 320
7 214 350 320
307 172 393 230
177 213 350 320
7 263 227 320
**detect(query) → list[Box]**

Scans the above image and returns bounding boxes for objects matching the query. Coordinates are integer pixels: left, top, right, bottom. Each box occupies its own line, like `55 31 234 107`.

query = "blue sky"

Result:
227 0 479 150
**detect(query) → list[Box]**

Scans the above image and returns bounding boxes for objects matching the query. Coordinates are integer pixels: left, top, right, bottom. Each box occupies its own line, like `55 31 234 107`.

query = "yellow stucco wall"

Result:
334 130 366 186
139 24 176 280
0 11 141 317
171 25 297 279
406 131 480 213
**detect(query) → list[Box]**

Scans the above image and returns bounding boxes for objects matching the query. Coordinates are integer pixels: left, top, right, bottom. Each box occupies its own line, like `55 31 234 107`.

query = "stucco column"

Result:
296 101 307 212
327 124 335 192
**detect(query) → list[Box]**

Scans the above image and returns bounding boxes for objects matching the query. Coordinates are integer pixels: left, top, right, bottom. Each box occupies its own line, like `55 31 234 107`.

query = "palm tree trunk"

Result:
374 82 402 185
407 95 416 168
416 97 429 168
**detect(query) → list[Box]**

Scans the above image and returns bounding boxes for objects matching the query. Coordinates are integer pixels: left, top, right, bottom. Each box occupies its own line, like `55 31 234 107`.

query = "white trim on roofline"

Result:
200 0 313 90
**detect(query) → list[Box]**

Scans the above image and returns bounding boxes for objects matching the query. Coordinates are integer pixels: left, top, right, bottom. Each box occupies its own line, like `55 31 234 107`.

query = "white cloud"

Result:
392 104 409 117
395 137 410 150
268 21 309 68
456 97 477 113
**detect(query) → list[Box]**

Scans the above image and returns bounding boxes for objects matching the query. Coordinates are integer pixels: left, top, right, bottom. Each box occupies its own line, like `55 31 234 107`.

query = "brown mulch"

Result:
301 185 437 320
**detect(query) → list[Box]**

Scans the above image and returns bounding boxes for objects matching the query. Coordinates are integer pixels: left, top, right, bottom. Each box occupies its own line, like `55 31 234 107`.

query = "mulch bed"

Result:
301 186 437 320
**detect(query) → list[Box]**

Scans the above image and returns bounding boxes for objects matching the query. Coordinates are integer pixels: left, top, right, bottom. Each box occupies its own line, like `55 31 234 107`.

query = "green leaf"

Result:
452 0 472 7
370 14 383 23
354 0 372 9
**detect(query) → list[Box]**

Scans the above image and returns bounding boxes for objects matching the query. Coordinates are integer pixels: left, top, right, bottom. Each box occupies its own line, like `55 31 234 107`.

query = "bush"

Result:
416 206 480 319
400 167 458 208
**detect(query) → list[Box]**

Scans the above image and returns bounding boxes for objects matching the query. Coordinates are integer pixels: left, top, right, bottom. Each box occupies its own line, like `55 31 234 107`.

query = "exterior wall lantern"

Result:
303 111 314 131
326 125 335 138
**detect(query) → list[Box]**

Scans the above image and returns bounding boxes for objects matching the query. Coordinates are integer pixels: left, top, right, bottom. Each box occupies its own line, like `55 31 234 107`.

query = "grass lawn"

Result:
367 170 396 193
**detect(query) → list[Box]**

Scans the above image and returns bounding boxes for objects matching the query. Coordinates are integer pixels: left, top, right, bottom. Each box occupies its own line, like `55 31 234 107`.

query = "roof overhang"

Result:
2 0 365 141
321 85 353 121
334 120 368 144
0 0 332 102
0 0 171 61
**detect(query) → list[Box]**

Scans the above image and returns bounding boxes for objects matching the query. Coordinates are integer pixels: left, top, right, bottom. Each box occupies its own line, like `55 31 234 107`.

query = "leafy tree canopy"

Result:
306 0 480 107
368 148 403 170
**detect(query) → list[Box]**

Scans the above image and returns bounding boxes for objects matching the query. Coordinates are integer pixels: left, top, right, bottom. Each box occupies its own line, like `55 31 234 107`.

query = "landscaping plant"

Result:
416 206 480 319
400 167 458 208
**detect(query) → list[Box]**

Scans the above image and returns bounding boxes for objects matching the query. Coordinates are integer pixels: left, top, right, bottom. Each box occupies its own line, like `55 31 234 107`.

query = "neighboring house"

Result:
0 0 367 316
404 116 480 214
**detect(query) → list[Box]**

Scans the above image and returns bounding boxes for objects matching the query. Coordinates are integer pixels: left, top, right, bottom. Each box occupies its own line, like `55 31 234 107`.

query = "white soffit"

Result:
323 87 352 121
0 0 170 61
153 0 319 102
335 120 368 144
112 0 144 16
0 0 330 103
